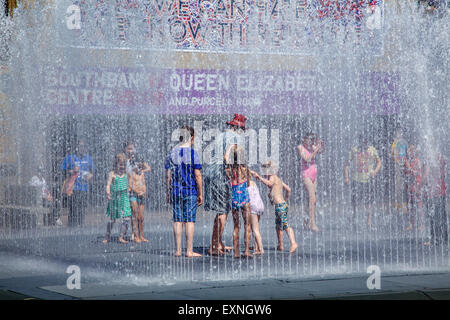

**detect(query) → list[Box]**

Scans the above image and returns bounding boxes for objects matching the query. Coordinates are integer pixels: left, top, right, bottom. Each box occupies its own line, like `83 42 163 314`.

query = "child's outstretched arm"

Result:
106 171 114 200
142 162 151 173
255 174 275 188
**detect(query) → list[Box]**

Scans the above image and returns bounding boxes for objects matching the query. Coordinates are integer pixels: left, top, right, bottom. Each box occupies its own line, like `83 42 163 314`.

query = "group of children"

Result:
101 140 299 257
102 151 151 244
224 144 298 258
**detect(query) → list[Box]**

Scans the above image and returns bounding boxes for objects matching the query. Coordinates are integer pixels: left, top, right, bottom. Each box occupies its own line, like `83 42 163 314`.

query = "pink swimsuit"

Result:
300 146 318 183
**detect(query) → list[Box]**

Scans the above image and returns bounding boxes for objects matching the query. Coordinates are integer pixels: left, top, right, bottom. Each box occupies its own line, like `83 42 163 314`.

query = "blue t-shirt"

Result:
61 154 95 192
165 147 202 197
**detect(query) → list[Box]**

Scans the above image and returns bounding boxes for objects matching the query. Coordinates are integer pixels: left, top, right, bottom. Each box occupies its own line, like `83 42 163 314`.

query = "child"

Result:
103 153 132 244
129 159 151 243
254 161 298 253
248 170 265 255
224 145 253 258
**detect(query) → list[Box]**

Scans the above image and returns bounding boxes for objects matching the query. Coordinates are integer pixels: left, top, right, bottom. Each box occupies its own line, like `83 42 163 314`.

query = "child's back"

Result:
267 175 286 205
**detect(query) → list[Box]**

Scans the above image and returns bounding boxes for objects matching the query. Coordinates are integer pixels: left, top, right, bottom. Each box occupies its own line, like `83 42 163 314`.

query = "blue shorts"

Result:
130 192 145 205
172 195 198 223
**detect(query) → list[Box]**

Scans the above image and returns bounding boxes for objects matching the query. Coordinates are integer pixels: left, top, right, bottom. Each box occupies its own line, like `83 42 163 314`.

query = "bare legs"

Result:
173 222 202 258
131 201 141 243
173 222 183 256
276 227 298 253
131 202 148 242
103 218 130 244
232 204 253 258
209 213 231 255
137 204 148 242
250 214 264 254
303 177 319 232
185 222 202 257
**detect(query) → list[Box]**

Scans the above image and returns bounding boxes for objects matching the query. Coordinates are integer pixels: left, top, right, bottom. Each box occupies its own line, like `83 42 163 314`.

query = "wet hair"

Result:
123 139 135 152
179 125 195 143
303 132 316 145
228 145 248 180
261 160 279 175
357 134 369 150
113 153 127 173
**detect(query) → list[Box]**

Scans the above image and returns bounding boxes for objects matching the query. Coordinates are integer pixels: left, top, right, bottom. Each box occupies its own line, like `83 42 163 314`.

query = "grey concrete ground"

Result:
0 250 449 300
0 206 449 300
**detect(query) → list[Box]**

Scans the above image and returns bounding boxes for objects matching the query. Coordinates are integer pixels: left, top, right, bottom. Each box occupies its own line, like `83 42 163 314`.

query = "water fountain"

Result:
0 0 448 285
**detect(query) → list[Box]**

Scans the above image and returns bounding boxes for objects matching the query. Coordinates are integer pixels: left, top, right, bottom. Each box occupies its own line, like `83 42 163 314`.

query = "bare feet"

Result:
277 245 284 251
221 245 232 252
234 252 241 259
119 237 128 244
289 242 298 253
208 246 225 256
423 241 432 246
102 239 109 244
253 250 264 255
174 250 182 257
140 237 149 243
134 237 142 243
310 225 319 232
186 252 202 258
242 251 253 258
405 224 413 232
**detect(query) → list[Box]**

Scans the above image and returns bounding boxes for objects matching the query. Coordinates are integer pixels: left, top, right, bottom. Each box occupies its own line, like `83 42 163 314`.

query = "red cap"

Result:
226 114 248 130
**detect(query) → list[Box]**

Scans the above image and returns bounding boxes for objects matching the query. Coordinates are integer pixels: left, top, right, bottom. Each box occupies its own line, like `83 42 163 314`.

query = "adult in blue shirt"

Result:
165 125 203 258
61 140 95 227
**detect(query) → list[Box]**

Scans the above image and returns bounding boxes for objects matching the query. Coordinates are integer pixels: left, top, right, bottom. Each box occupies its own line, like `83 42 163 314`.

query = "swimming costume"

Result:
129 191 145 205
248 184 264 215
232 180 250 210
275 202 289 230
300 146 318 183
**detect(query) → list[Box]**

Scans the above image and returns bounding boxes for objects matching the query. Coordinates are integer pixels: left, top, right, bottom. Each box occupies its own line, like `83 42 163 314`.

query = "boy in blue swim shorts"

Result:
254 161 298 253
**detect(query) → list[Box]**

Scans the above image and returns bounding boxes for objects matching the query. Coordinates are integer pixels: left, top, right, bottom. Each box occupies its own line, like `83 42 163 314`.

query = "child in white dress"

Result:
248 171 265 254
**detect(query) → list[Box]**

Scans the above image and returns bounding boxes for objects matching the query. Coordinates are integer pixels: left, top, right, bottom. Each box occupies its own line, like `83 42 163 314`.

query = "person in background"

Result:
345 134 381 229
404 143 425 232
61 140 94 227
165 125 203 258
297 132 324 232
391 128 408 215
422 141 448 246
129 159 151 243
29 166 62 226
103 153 132 244
123 139 137 174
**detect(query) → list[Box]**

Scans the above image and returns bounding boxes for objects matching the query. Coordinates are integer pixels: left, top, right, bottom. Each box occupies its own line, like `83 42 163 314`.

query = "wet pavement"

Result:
0 207 449 300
